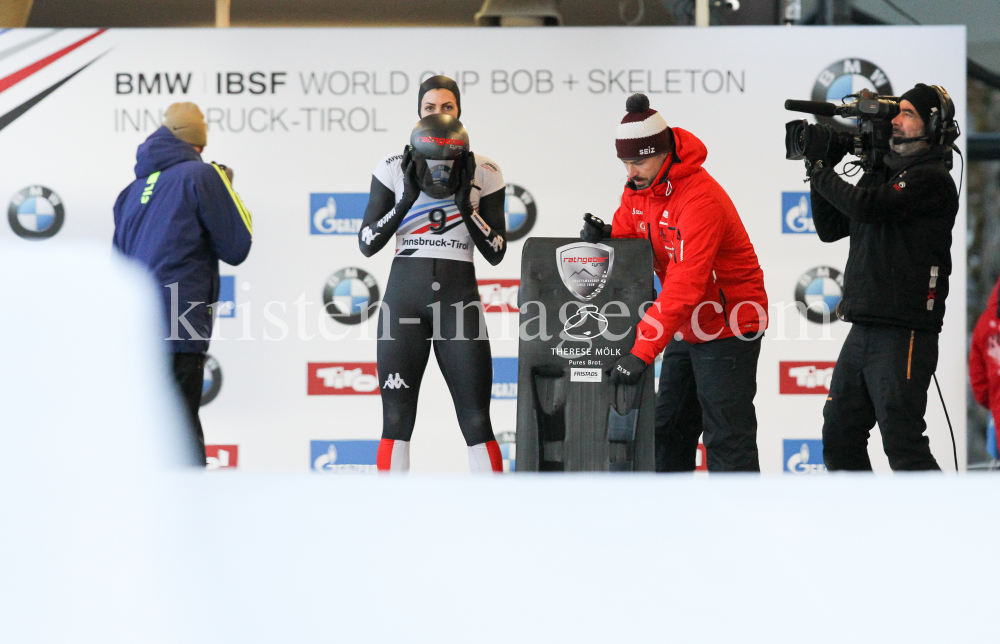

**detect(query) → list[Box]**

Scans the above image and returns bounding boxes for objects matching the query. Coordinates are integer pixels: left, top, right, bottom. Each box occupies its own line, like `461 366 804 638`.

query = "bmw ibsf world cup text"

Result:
112 68 746 135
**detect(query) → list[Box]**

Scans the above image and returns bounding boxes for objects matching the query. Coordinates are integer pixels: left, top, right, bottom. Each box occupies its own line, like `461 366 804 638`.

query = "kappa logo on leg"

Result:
383 373 410 389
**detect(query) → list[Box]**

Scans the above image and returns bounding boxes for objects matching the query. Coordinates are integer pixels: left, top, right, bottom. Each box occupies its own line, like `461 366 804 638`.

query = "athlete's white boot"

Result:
377 439 410 472
468 440 503 474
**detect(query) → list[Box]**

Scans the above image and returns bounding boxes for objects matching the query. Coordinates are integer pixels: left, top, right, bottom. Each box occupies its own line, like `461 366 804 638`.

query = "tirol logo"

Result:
782 192 815 234
310 193 368 235
794 266 843 324
557 242 614 301
201 355 222 406
323 267 380 325
496 431 516 472
504 184 537 241
308 362 380 395
478 279 520 313
8 186 65 239
780 361 836 394
491 357 517 399
218 275 236 318
783 439 827 474
206 445 238 470
812 59 892 130
563 304 609 340
310 440 379 473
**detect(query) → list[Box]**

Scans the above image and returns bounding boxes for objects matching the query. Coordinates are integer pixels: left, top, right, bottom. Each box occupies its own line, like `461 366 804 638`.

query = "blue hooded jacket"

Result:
113 126 253 353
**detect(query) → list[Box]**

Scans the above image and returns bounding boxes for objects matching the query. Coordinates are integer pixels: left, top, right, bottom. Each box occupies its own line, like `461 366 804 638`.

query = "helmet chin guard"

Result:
409 114 470 198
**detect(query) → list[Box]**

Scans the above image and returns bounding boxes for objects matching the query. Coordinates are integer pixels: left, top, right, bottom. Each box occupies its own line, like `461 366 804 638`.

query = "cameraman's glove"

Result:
803 124 841 164
581 213 612 243
607 353 647 386
826 147 847 167
399 145 421 209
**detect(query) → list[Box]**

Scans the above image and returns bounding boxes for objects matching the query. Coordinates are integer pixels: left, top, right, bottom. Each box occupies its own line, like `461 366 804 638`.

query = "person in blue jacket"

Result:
113 102 253 464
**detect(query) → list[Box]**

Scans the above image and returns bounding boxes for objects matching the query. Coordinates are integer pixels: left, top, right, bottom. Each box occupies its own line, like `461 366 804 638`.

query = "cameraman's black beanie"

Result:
899 83 939 127
417 75 461 119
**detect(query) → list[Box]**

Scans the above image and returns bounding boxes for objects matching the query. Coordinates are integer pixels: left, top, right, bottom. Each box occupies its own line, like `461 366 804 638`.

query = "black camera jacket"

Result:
809 151 959 333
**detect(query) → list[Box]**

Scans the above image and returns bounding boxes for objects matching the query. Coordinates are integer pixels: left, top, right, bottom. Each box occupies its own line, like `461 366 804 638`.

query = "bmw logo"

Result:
201 354 223 406
504 184 537 241
429 160 453 186
323 267 381 325
794 266 844 324
811 59 893 130
8 186 65 239
496 431 516 472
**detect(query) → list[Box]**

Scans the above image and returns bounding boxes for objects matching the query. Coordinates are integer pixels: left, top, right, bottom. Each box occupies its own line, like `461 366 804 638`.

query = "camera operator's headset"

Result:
925 85 959 148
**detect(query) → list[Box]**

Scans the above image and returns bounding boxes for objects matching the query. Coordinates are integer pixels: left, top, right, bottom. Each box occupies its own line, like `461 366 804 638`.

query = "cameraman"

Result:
806 84 959 471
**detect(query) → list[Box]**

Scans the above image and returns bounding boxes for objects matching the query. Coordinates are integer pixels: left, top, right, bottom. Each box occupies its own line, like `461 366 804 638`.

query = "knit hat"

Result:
417 75 461 119
616 94 671 160
899 84 939 129
164 102 207 147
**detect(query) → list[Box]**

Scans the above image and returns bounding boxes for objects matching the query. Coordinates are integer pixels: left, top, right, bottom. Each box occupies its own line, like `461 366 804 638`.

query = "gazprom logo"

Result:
310 440 379 473
782 192 815 234
310 193 368 235
783 439 827 474
218 275 235 318
491 357 518 399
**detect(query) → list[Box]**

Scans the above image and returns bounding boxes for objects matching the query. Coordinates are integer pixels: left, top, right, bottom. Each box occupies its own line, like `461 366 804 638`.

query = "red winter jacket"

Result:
970 278 1000 437
611 128 768 364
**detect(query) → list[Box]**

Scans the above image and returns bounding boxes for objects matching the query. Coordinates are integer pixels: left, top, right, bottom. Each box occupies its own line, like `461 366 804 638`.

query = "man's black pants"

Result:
823 323 940 471
655 336 761 472
172 352 207 466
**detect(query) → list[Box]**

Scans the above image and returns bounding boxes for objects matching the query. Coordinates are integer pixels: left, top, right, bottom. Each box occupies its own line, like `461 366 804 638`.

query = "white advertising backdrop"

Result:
0 26 966 473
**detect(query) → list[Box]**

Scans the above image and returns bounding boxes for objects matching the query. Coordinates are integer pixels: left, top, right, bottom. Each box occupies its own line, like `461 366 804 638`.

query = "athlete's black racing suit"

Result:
358 150 507 473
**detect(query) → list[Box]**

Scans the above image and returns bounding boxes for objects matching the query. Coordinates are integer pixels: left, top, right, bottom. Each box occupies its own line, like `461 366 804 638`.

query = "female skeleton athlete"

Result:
358 76 508 473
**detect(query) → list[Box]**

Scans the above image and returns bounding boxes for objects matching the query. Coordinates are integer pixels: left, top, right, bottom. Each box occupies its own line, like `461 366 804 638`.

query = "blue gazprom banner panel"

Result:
0 26 967 472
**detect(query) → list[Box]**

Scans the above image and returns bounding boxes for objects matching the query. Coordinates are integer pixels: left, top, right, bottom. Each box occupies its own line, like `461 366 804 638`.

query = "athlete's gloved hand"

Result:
581 213 612 243
607 353 647 385
454 151 478 217
399 145 421 208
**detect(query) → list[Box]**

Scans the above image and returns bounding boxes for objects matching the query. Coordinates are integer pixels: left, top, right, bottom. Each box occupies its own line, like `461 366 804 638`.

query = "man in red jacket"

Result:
582 93 768 472
970 276 1000 453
